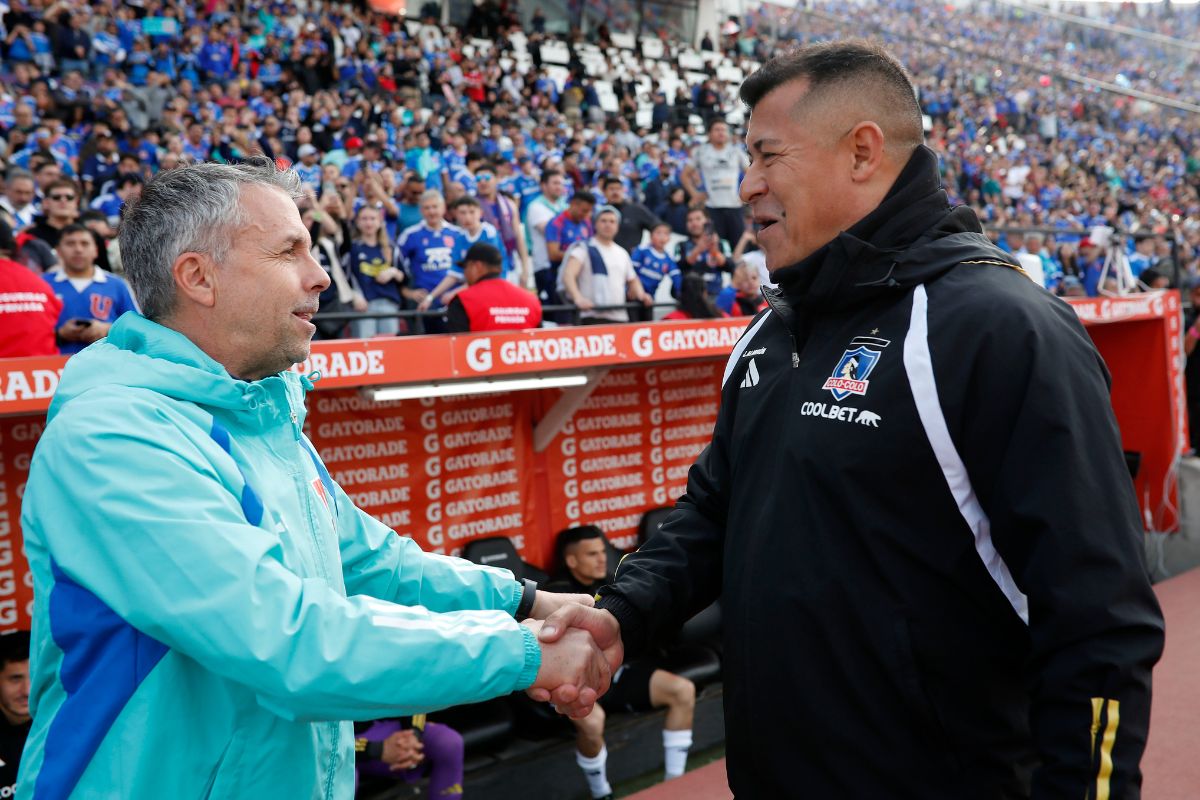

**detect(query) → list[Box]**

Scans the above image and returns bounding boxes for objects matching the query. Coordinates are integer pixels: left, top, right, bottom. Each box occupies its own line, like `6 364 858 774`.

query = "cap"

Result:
298 143 318 157
594 204 622 223
1079 237 1098 249
457 242 503 269
345 136 364 149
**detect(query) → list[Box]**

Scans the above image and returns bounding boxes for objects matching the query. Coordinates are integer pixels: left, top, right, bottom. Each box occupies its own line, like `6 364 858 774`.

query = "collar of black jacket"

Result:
764 145 985 316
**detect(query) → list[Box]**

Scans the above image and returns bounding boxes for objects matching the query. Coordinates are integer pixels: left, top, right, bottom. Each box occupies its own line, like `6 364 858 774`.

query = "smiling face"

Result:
565 537 608 584
212 184 329 380
740 79 899 271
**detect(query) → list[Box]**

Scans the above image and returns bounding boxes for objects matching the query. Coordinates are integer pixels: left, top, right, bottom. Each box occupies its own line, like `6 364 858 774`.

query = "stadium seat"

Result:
610 31 636 50
462 537 548 584
637 506 674 547
641 37 665 60
429 698 516 752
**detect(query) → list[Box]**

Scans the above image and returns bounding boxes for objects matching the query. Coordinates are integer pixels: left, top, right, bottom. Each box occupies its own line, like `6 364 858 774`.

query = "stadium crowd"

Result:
2 0 1199 353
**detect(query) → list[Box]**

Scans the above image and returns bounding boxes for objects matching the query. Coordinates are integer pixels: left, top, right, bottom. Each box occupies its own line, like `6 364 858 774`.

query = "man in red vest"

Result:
446 243 542 332
0 219 63 358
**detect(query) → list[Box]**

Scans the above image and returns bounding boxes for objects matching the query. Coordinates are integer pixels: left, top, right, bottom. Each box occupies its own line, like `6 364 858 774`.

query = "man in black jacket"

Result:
536 40 1165 799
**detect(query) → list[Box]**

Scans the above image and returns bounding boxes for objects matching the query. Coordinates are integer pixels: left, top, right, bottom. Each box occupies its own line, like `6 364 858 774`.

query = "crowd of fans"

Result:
0 0 1198 347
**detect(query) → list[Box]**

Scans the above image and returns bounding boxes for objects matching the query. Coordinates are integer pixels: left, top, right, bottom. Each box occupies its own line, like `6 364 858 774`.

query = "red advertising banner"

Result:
0 417 39 630
542 363 720 552
306 388 537 559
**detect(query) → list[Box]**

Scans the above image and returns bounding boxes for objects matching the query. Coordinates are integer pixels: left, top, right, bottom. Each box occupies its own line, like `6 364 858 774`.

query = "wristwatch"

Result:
515 578 537 621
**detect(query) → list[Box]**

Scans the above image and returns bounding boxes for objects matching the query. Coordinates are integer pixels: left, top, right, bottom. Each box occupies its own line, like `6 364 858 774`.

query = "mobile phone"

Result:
703 222 715 237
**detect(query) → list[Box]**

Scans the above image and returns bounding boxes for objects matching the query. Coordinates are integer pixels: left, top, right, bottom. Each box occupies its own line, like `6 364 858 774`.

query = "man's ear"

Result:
846 121 887 183
172 251 218 309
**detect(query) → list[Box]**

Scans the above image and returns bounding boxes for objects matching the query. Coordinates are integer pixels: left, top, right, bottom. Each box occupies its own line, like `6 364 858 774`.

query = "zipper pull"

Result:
790 336 800 368
289 412 301 441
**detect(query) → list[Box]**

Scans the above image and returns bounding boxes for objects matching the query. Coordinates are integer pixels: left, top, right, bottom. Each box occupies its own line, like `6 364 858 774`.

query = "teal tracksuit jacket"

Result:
16 313 540 798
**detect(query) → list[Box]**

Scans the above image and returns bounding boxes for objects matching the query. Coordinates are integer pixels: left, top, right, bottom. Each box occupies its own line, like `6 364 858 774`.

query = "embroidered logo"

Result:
822 335 890 401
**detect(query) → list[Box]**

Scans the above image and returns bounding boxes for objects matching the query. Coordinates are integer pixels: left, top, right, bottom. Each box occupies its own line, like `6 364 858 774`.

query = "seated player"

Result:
355 714 464 798
544 526 695 800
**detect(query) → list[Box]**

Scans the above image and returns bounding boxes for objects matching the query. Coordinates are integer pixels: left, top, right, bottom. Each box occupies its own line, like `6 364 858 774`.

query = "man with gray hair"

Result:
0 169 38 229
17 157 616 798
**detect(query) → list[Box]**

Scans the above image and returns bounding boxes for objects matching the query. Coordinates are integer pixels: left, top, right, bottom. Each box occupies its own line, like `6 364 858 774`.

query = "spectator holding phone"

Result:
676 207 731 296
44 223 139 355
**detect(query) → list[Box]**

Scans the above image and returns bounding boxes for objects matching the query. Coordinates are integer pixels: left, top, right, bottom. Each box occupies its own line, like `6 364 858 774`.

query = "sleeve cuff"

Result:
595 593 646 660
506 579 523 618
516 623 542 691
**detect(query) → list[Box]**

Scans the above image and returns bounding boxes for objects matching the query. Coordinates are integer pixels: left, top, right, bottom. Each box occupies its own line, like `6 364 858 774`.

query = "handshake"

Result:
522 593 624 719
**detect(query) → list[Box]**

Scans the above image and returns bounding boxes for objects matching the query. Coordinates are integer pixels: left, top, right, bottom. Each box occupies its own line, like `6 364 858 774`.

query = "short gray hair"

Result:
119 156 303 321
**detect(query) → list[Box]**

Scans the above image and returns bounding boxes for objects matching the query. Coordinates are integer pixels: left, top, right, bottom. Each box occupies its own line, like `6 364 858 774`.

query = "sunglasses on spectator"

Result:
48 193 76 201
476 172 494 181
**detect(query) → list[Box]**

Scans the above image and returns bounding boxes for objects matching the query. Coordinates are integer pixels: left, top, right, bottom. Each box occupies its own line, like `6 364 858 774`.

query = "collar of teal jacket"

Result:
49 313 317 429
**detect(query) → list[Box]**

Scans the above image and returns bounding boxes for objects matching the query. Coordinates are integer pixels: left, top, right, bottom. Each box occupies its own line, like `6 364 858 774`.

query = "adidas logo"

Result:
740 358 761 389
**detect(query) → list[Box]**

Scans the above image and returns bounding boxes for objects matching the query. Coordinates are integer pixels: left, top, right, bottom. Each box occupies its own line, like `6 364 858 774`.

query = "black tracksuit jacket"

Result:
596 147 1164 799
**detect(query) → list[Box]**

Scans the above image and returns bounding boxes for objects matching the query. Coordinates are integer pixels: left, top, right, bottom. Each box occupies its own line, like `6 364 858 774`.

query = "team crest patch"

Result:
822 335 890 401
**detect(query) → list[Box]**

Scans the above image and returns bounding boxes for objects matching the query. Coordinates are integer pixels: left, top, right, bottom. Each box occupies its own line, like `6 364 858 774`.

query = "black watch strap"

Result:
515 578 537 621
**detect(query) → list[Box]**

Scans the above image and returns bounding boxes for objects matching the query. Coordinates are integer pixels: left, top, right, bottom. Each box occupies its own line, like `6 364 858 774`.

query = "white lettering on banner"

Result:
657 326 742 354
649 389 660 405
662 386 717 403
0 599 15 626
565 499 580 520
582 493 648 514
350 487 411 507
664 443 705 462
331 464 409 487
565 479 578 499
0 570 14 596
665 403 718 422
441 405 513 426
561 438 577 456
448 513 524 539
427 502 442 523
563 458 577 477
650 408 662 425
0 508 7 538
574 413 642 431
495 334 619 367
316 418 406 438
600 372 639 388
427 480 442 500
645 369 658 387
0 369 60 403
580 453 644 473
421 411 437 431
376 509 412 528
445 491 522 517
444 470 518 493
425 457 442 478
0 539 11 567
653 486 668 504
442 427 513 449
316 395 398 414
579 433 642 452
11 423 44 442
662 423 714 442
427 525 444 547
320 440 408 463
466 339 493 371
652 464 692 484
444 448 516 471
799 401 883 427
581 392 640 410
595 516 644 536
1070 295 1164 324
424 433 440 454
294 350 386 379
632 327 654 358
659 365 717 383
581 473 645 493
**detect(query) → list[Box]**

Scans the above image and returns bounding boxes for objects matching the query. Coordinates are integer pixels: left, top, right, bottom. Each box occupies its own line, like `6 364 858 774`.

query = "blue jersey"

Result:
450 222 509 279
89 192 126 225
631 245 680 295
345 241 402 304
294 162 322 190
544 212 593 268
398 221 465 293
43 267 139 355
509 174 542 214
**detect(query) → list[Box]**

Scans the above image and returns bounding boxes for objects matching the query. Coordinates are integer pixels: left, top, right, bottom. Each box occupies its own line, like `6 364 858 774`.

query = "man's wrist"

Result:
515 578 537 621
594 594 641 659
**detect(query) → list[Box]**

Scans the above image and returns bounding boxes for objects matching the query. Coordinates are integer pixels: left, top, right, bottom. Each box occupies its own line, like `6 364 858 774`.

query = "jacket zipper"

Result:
761 291 801 368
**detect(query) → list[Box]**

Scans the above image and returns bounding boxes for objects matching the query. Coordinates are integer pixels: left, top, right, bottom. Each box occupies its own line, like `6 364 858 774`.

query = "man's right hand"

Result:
523 618 612 719
381 729 424 772
528 605 624 714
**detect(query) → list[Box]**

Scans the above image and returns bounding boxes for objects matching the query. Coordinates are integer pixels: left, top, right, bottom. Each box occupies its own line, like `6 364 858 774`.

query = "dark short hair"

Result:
58 223 93 241
0 630 30 668
571 190 597 206
46 177 78 196
554 525 605 571
706 118 729 133
739 39 923 152
601 176 624 190
451 195 480 210
540 169 563 185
